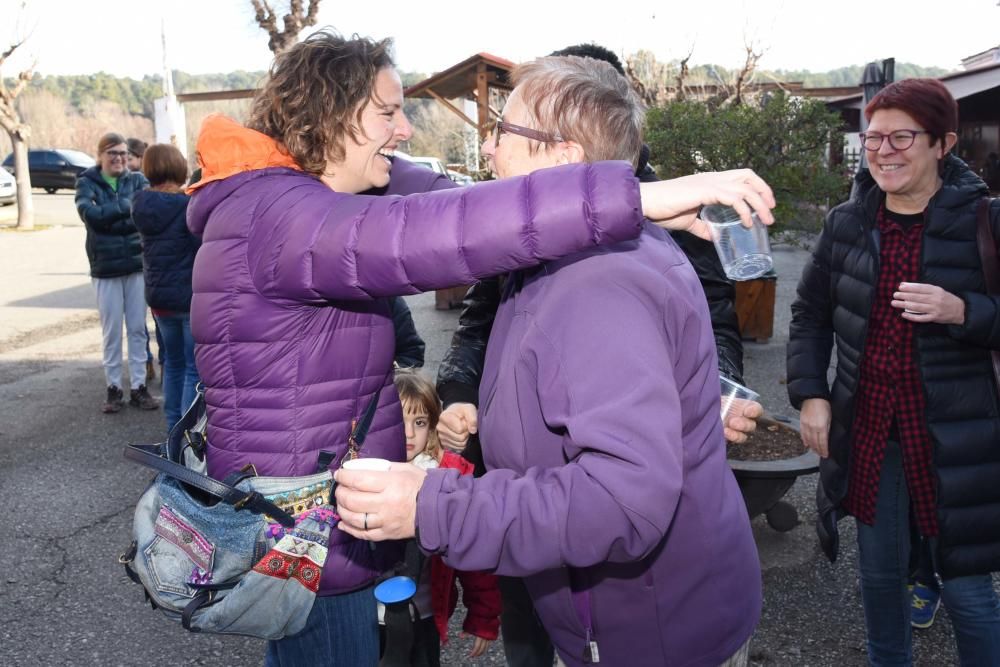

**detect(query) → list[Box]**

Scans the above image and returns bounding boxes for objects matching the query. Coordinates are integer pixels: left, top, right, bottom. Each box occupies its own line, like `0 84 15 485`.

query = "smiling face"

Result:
402 399 431 462
323 67 412 193
481 89 569 180
100 143 128 177
866 108 957 213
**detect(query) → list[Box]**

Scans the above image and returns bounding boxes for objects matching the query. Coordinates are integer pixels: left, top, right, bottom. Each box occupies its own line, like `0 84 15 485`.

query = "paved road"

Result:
0 220 976 666
0 188 81 228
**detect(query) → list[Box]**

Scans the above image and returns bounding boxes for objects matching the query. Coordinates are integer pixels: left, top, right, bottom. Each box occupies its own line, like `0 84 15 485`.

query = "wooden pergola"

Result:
404 52 515 141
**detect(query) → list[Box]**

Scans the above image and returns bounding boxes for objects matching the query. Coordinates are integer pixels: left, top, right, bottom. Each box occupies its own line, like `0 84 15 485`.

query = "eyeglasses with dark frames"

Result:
105 150 128 158
859 129 930 152
489 119 564 145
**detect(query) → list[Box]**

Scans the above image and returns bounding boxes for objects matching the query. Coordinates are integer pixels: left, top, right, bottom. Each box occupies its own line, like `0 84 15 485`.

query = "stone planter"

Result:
727 414 819 532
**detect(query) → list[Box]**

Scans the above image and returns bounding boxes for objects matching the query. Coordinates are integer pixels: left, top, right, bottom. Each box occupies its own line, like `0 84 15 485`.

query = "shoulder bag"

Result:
119 373 389 639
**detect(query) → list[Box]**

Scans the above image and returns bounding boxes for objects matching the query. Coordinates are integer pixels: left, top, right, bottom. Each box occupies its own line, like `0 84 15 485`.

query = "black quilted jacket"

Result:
75 166 149 278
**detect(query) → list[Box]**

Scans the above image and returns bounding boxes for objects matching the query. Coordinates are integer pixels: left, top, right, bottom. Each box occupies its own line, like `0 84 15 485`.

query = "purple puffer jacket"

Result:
187 130 643 596
416 223 762 666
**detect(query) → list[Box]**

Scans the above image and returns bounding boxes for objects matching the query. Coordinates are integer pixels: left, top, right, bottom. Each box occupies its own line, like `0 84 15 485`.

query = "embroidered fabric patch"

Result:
251 507 336 594
264 480 333 520
153 506 214 574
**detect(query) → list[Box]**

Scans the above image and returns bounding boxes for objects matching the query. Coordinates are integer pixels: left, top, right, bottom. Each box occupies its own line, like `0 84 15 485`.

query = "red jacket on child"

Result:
431 451 502 642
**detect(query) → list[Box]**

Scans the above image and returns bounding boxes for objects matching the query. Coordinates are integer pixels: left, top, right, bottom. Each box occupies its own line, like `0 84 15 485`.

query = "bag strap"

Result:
125 367 394 520
343 367 394 462
123 444 296 527
975 197 1000 391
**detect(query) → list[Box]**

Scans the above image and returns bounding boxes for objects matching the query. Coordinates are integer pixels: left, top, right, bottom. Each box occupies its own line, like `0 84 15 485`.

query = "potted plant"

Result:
727 414 819 531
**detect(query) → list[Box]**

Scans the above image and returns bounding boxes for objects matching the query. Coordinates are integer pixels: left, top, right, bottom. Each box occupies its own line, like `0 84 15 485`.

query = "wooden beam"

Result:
476 62 489 141
176 89 257 103
425 89 477 128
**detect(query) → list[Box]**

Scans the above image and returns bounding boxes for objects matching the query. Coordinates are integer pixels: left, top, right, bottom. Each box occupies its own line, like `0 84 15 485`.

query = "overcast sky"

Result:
4 0 999 80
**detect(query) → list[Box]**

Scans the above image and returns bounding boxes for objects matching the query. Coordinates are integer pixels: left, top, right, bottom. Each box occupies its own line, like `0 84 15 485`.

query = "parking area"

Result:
0 189 82 227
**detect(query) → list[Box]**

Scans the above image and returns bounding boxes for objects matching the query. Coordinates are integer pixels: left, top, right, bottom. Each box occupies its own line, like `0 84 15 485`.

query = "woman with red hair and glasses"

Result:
789 78 1000 664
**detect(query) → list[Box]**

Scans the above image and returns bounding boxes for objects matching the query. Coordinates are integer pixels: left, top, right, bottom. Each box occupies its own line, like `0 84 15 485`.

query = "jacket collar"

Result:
187 114 301 194
851 153 988 228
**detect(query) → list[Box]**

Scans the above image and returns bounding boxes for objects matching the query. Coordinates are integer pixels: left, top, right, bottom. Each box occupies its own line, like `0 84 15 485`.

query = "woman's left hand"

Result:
334 463 426 541
892 282 965 325
463 634 492 658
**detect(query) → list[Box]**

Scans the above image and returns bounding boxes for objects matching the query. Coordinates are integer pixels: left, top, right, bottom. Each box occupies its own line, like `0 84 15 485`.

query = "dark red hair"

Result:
864 78 958 147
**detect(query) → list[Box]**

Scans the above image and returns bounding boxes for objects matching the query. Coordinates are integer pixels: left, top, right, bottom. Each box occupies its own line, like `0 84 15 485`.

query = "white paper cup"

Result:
342 457 392 472
701 205 773 281
720 376 761 424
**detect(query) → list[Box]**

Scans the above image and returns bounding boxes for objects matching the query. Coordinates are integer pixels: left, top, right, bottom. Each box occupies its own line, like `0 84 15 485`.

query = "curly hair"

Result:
247 29 395 176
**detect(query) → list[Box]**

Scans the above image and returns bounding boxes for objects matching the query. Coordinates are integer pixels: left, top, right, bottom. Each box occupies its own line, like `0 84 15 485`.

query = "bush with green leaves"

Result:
644 92 850 235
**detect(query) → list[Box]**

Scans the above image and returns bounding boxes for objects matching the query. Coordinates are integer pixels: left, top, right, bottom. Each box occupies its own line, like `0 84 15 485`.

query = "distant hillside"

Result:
24 69 432 120
26 70 269 118
660 62 953 88
763 63 953 87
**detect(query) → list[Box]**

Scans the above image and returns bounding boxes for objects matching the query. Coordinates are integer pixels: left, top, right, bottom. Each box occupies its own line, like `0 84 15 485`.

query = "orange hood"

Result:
186 114 301 194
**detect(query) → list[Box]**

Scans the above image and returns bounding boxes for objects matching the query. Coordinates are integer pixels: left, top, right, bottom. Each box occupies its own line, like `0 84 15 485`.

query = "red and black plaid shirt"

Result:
844 205 938 536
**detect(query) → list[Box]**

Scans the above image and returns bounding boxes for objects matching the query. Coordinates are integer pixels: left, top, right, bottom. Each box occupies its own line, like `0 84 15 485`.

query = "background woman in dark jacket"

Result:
75 132 158 413
132 144 200 431
788 78 1000 665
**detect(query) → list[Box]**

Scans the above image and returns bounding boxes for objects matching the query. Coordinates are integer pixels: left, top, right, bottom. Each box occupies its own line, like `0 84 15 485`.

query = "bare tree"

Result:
251 0 321 54
731 42 765 107
0 6 35 230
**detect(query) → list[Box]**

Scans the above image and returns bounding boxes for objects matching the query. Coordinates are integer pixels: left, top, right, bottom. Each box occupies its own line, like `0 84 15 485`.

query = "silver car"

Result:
0 166 14 206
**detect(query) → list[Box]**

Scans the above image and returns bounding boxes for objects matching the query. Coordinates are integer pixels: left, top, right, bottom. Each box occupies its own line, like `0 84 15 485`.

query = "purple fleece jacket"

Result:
186 148 643 596
416 222 762 666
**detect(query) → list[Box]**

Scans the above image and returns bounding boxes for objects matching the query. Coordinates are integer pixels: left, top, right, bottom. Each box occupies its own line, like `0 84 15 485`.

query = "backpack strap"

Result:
975 197 1000 392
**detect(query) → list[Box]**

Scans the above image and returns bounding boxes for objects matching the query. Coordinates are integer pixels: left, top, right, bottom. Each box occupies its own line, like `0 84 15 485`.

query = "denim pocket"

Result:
144 506 215 598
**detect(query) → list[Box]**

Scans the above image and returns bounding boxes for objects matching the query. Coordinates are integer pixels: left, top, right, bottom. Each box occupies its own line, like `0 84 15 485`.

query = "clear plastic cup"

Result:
342 457 392 472
701 205 773 281
720 376 761 425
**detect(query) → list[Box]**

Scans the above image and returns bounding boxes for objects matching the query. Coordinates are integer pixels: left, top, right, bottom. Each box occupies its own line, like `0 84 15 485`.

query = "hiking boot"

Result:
146 359 156 384
129 384 160 410
102 385 124 414
910 582 941 629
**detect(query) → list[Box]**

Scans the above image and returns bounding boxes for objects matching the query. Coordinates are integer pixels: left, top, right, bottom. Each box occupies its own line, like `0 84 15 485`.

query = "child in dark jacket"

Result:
132 144 201 432
383 368 501 664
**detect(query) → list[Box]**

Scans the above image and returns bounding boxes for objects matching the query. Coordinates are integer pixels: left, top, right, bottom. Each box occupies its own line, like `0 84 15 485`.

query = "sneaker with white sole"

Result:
910 581 941 629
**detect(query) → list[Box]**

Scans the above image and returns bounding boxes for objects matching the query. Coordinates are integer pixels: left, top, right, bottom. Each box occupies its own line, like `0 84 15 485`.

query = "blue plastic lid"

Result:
374 576 417 604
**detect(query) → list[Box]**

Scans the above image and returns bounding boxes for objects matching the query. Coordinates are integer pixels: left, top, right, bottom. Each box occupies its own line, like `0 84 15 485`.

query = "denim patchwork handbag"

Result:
120 379 384 639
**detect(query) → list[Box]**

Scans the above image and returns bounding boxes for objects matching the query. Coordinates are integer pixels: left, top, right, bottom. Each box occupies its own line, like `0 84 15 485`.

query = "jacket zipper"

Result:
570 578 599 663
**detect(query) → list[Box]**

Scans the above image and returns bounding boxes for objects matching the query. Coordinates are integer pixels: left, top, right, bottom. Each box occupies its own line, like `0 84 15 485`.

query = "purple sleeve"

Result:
415 277 688 575
265 161 641 301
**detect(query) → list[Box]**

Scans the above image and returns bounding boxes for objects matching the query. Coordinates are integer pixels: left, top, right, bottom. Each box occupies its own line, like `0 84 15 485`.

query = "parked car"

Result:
396 152 472 185
2 149 96 194
0 166 15 206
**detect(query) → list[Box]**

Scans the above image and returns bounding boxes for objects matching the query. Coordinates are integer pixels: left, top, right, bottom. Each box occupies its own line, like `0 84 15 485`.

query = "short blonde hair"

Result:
511 56 645 168
393 368 442 461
